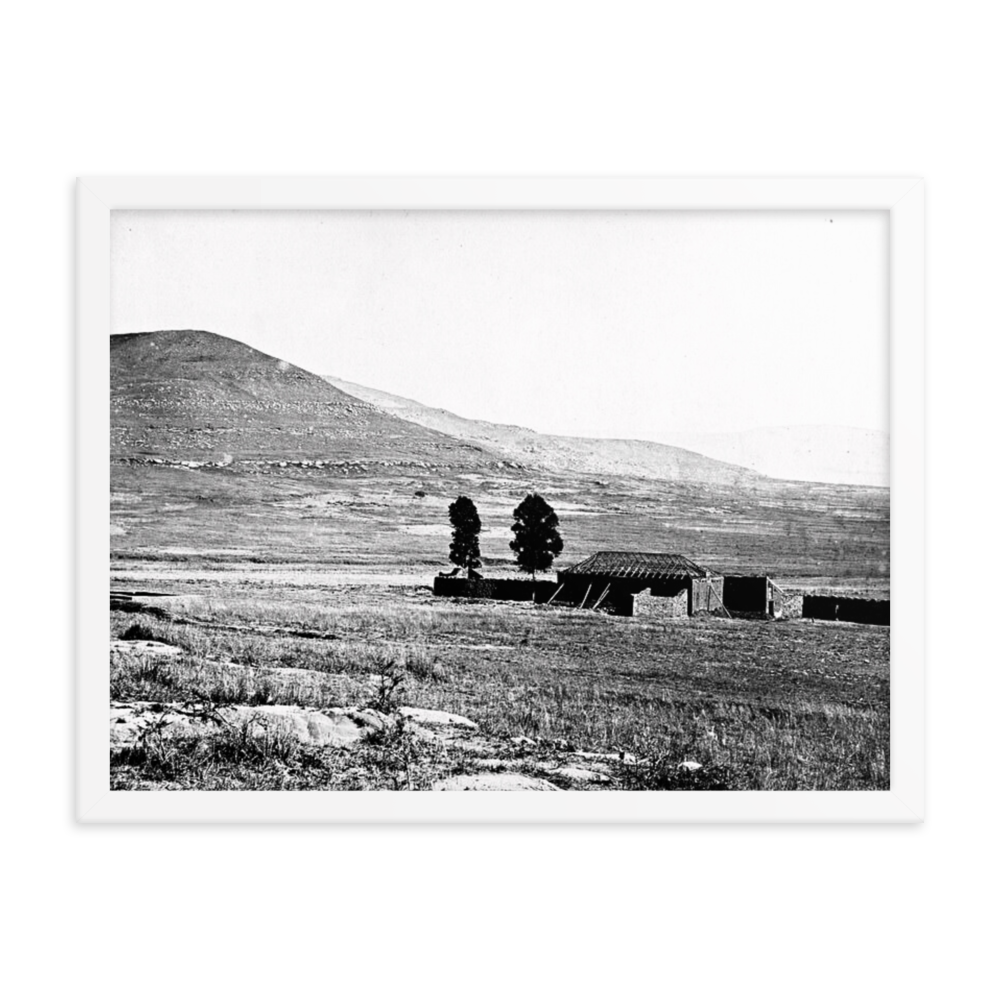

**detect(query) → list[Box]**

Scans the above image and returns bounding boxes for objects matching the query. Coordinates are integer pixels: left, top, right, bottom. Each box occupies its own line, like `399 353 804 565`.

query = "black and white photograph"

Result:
108 207 891 793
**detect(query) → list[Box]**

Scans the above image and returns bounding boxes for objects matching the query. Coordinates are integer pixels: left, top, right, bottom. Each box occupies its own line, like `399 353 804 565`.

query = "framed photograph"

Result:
78 177 923 823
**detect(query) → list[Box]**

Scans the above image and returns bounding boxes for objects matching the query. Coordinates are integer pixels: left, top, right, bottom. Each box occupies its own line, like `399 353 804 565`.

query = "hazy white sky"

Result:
112 210 887 440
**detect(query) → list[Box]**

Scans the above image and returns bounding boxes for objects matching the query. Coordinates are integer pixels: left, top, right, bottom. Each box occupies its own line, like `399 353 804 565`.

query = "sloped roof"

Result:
561 551 712 580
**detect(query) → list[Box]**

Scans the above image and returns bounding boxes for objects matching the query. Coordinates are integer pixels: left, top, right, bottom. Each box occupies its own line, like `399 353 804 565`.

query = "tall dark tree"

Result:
448 496 482 577
509 493 563 580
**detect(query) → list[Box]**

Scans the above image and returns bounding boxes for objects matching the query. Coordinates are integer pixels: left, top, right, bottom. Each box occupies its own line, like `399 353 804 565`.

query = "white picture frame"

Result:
76 177 924 822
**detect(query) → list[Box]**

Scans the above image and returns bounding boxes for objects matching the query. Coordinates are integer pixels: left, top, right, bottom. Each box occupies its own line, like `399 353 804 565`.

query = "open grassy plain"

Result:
112 460 888 587
111 462 889 791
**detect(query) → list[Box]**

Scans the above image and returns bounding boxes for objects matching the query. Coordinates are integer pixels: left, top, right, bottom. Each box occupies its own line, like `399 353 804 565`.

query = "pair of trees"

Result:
448 493 563 579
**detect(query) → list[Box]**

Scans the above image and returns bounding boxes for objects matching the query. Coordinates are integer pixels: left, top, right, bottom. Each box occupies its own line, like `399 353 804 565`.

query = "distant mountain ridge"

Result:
111 330 501 468
670 426 889 488
323 376 762 486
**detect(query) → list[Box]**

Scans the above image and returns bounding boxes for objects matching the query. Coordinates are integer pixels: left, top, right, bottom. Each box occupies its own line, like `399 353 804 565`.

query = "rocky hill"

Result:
111 331 504 469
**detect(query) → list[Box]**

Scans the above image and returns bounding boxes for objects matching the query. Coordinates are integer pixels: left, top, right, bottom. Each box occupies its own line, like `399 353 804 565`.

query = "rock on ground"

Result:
226 705 365 746
262 666 344 682
399 706 477 729
110 639 182 658
110 702 481 751
547 765 611 784
110 703 199 745
110 702 370 748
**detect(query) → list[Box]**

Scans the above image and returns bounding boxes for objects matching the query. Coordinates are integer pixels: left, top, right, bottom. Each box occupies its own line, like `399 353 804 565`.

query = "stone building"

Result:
555 551 724 616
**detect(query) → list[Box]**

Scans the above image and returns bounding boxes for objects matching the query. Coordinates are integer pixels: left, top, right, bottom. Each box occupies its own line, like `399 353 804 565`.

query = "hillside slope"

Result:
324 376 761 486
111 331 502 468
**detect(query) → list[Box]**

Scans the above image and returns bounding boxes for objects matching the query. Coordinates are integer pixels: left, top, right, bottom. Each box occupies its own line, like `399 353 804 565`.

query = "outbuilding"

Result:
721 576 802 619
554 551 724 616
722 576 776 617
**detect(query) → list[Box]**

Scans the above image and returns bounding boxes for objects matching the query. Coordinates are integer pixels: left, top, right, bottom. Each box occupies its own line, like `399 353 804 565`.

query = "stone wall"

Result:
777 594 804 619
554 572 720 617
633 588 689 619
802 595 889 626
432 576 559 603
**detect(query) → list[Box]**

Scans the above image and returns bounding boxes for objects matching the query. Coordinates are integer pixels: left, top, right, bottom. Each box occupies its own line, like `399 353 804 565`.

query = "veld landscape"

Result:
110 329 889 792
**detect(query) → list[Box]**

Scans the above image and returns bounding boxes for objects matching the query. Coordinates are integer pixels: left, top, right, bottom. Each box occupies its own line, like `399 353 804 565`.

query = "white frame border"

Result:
76 177 924 822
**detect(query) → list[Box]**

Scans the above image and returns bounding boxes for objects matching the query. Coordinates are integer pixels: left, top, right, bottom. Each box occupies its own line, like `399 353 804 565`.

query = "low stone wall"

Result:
802 595 889 626
778 594 804 619
633 588 689 620
432 576 643 614
432 576 559 603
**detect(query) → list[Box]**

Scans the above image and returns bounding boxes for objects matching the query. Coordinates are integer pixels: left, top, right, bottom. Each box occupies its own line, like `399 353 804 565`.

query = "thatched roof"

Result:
560 551 712 580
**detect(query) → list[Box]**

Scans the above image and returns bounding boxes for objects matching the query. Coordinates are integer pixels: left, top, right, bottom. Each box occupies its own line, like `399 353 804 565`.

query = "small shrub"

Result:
110 651 183 701
247 675 279 706
205 715 298 766
366 661 407 713
402 645 447 683
355 714 423 789
112 711 299 780
119 622 159 642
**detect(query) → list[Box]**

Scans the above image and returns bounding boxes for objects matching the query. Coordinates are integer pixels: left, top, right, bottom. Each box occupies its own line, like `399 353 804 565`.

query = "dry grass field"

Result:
112 460 889 585
109 331 889 792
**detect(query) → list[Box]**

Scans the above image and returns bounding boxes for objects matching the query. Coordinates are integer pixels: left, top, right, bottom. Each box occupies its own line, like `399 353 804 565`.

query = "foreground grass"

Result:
110 589 889 791
111 709 469 791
